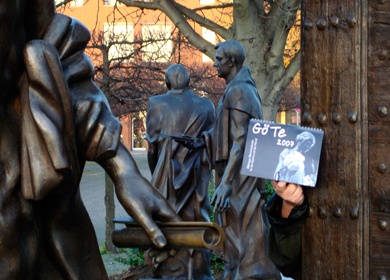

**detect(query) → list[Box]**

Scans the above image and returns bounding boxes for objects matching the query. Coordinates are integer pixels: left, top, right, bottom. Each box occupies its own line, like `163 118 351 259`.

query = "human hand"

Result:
271 181 304 218
211 184 232 213
271 181 304 206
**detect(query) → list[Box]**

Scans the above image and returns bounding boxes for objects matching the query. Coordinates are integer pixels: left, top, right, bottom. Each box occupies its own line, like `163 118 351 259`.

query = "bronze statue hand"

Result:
148 248 177 263
211 183 232 213
99 143 181 248
125 185 181 248
179 138 206 149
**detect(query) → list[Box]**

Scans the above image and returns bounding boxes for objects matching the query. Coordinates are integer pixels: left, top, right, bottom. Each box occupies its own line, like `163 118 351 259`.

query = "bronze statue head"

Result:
165 64 190 90
213 40 246 83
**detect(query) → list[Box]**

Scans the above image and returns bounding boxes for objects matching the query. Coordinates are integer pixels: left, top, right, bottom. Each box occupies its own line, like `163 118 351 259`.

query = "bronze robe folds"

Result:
146 89 215 280
204 67 280 280
0 14 120 280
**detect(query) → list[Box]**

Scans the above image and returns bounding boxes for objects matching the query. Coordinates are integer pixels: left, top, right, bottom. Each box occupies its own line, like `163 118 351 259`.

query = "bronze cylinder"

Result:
112 219 225 250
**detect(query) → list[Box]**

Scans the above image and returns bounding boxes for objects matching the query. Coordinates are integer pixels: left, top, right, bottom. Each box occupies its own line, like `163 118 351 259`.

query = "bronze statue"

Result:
202 41 281 280
0 1 179 279
145 64 215 279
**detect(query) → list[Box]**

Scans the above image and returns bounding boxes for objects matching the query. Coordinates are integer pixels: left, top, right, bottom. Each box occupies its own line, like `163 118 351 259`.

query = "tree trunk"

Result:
105 173 117 254
102 46 117 254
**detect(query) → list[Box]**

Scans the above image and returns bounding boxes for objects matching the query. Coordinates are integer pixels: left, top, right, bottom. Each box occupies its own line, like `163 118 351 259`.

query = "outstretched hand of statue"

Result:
99 143 181 248
211 183 232 213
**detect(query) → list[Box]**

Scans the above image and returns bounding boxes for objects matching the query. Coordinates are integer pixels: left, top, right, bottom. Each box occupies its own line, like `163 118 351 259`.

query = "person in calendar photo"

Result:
274 131 316 186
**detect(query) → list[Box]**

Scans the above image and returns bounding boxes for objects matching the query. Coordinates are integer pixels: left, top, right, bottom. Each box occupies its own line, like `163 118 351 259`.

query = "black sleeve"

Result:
266 193 308 280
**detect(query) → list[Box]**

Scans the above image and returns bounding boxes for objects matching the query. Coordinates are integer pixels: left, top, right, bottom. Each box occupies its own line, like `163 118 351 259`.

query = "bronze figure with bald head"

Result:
146 64 215 279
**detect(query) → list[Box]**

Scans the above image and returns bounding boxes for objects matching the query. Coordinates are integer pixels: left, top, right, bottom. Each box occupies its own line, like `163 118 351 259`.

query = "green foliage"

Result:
100 242 145 267
99 241 107 255
209 171 216 223
113 248 145 266
265 179 275 200
210 252 225 274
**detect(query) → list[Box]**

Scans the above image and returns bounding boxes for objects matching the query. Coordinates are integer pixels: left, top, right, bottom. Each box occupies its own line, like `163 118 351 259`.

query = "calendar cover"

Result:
241 119 324 187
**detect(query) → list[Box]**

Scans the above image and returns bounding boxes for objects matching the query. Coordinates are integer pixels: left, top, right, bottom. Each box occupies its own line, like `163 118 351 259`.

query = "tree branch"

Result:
267 0 283 18
173 2 232 40
55 0 72 8
234 0 251 19
118 0 218 59
193 3 233 11
267 0 299 70
116 0 158 10
252 0 265 17
278 49 301 94
266 0 300 39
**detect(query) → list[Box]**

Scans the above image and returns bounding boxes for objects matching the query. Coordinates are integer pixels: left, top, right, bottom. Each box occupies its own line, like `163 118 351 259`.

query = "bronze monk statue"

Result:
184 41 281 280
145 64 215 279
0 1 179 279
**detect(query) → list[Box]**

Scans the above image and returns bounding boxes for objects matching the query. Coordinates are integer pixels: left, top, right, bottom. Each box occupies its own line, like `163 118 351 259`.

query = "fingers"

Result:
148 249 158 258
169 249 177 257
222 198 230 212
136 215 167 248
155 251 170 263
271 180 288 197
275 183 304 206
212 192 223 213
212 192 231 213
213 196 221 214
150 249 175 264
286 185 304 206
211 191 217 206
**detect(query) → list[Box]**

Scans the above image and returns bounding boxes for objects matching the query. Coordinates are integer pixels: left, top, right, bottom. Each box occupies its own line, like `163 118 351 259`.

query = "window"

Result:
202 27 216 62
104 0 115 5
55 0 83 5
104 23 134 61
70 0 83 6
104 0 126 5
142 24 172 62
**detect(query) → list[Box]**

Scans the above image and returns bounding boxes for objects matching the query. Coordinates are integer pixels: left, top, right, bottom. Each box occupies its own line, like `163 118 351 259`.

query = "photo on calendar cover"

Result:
241 119 324 187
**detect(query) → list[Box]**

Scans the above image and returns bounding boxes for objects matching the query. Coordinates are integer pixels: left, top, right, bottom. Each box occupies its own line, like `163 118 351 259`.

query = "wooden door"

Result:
367 1 390 279
300 0 378 278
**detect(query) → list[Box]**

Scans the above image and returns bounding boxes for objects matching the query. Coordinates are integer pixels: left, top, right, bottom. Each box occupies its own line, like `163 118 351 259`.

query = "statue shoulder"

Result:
225 83 260 111
194 94 215 111
147 94 172 113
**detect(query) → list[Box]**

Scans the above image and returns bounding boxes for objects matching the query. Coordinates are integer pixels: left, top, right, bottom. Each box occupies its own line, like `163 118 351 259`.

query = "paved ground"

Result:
79 150 150 276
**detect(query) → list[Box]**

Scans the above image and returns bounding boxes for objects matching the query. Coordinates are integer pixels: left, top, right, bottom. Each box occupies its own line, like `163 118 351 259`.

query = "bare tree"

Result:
114 0 301 121
88 25 223 116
